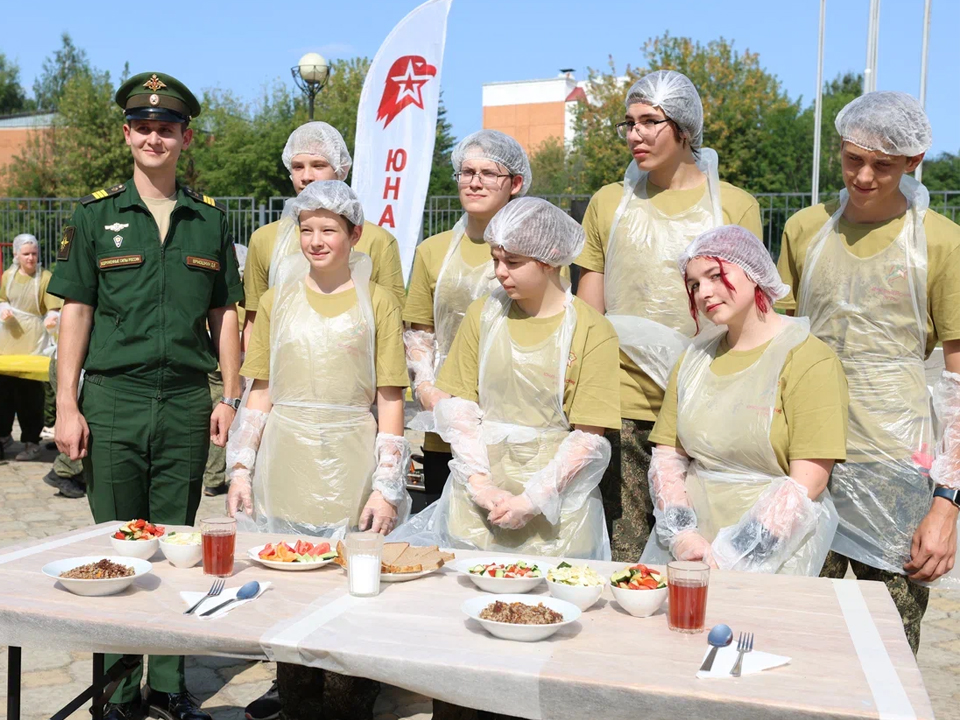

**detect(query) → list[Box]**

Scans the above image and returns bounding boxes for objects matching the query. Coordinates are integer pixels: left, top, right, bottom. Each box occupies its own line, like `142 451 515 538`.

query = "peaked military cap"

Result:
115 72 201 124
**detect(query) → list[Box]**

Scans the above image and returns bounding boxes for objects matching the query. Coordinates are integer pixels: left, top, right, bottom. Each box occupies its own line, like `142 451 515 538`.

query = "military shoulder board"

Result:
183 187 225 212
80 183 126 205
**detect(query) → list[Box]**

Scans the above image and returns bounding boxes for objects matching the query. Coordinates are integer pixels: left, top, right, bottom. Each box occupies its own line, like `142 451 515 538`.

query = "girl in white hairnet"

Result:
641 225 846 576
393 198 621 560
225 181 411 536
403 129 552 510
777 91 960 655
1 234 62 461
573 70 763 562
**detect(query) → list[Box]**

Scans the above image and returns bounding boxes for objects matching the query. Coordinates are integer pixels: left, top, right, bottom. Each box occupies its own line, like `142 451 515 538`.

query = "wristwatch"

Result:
933 486 960 508
220 396 241 411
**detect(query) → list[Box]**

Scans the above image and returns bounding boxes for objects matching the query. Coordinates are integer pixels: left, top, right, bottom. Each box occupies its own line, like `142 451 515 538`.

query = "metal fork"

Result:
731 632 754 677
183 578 225 615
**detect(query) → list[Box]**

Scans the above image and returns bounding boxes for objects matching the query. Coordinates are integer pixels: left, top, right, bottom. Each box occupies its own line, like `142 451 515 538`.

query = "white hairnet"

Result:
281 122 353 179
484 197 584 267
451 129 532 196
289 180 364 228
12 234 38 255
678 225 789 301
624 70 703 154
234 243 248 279
834 91 932 157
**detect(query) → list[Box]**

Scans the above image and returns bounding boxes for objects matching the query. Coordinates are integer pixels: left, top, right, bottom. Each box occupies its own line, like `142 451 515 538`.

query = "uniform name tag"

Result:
186 256 220 271
98 254 143 270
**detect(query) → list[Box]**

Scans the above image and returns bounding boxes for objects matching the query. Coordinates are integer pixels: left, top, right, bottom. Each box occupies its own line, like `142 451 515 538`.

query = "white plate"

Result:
461 593 581 642
42 556 153 597
247 543 338 571
453 557 553 594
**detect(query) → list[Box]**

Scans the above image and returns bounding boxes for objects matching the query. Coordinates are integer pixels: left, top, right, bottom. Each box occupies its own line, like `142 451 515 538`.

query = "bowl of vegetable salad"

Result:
546 562 605 610
454 557 553 594
609 564 668 618
109 519 165 560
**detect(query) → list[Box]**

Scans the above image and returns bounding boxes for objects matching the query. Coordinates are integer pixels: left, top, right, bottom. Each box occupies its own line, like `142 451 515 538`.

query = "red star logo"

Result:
377 55 437 128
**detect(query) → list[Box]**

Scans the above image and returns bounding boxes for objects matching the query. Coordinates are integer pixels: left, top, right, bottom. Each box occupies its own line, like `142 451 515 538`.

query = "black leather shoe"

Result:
143 689 211 720
104 699 144 720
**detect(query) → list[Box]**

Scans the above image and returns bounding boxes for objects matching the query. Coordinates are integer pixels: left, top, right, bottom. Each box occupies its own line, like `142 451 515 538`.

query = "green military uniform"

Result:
47 72 243 707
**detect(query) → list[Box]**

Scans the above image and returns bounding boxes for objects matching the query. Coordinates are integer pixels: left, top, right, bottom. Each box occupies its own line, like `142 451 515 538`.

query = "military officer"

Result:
49 71 243 720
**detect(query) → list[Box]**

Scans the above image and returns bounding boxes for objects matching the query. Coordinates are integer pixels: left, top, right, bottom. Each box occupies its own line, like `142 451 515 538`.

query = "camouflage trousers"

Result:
277 663 380 720
819 550 929 656
599 419 656 563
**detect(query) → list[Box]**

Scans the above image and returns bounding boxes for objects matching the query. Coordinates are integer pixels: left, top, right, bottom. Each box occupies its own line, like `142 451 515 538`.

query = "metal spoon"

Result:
199 580 261 617
699 624 733 672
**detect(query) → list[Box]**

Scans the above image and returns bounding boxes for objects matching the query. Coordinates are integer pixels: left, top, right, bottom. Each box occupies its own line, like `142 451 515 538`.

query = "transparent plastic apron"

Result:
642 317 838 575
254 253 378 531
445 289 608 559
603 149 724 389
798 176 933 573
0 268 49 356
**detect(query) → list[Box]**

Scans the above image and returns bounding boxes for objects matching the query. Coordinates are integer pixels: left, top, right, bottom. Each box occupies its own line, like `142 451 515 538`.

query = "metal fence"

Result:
5 190 960 271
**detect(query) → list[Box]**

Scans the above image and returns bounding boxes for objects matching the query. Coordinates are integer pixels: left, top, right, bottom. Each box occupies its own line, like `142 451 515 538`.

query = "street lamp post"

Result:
291 52 330 120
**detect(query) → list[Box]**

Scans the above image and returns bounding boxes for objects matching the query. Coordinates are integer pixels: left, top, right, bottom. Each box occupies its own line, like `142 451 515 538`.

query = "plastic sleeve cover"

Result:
648 446 698 546
521 430 611 525
372 432 413 524
226 408 269 479
711 476 821 573
433 396 490 493
403 328 437 398
932 371 960 491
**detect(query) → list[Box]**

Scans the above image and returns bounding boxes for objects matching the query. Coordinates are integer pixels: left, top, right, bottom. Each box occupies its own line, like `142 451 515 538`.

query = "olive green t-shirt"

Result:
0 268 62 314
776 202 960 353
650 333 849 474
436 295 622 430
575 179 764 423
243 220 405 312
241 280 409 389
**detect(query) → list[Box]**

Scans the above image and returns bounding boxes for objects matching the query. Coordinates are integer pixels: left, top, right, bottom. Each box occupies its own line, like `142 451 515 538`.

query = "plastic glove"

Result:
435 395 490 478
227 469 253 517
0 303 13 322
521 430 611 524
43 310 60 330
359 490 398 535
931 371 960 490
488 492 539 530
711 477 821 573
226 408 269 478
648 446 697 546
404 329 438 406
471 477 513 512
372 433 413 524
671 530 714 563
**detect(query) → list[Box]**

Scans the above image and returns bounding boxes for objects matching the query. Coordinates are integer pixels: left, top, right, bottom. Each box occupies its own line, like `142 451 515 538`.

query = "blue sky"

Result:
3 0 958 164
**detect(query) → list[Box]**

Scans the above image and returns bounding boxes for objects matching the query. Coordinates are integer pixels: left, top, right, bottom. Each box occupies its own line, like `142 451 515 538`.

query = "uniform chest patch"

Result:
185 256 220 271
99 255 143 270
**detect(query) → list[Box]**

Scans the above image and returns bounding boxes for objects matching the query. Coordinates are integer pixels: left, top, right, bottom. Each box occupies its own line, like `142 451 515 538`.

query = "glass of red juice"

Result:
201 516 236 577
667 560 710 633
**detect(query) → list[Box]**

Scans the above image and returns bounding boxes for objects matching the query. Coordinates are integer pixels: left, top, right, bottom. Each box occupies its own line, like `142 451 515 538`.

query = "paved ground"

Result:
0 434 958 719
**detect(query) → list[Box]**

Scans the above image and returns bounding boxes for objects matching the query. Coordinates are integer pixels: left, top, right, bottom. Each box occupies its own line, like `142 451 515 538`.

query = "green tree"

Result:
921 152 960 193
528 137 580 195
428 95 457 197
0 54 30 114
32 32 91 111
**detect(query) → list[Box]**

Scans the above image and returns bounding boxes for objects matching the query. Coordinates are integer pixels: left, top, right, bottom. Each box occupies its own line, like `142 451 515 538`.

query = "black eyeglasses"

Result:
616 118 672 140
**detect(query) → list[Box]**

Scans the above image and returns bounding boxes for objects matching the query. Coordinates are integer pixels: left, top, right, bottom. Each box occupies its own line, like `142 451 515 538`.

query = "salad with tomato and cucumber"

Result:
114 519 165 541
468 561 542 579
610 564 666 590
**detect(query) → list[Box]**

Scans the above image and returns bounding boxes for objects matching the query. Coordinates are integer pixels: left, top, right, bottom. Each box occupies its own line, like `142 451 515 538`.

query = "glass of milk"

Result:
345 531 384 597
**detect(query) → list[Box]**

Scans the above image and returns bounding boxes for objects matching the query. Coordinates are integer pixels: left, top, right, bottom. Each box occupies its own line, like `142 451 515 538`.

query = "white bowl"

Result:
42 556 153 597
610 584 668 618
462 593 581 642
454 557 553 594
159 538 203 568
110 536 159 560
546 579 604 610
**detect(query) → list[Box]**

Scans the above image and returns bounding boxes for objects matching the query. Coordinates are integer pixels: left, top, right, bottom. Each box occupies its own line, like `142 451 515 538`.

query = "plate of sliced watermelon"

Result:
247 539 339 571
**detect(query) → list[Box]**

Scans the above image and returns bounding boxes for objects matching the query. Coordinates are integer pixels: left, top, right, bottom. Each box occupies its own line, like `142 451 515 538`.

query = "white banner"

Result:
351 0 453 283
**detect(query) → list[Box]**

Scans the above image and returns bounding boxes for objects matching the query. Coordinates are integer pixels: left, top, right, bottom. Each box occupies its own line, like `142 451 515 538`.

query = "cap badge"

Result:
143 74 167 92
149 94 160 106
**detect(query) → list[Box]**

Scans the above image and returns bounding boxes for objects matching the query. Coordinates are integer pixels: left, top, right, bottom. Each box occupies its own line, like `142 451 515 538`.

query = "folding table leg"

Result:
7 646 21 720
91 654 105 720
